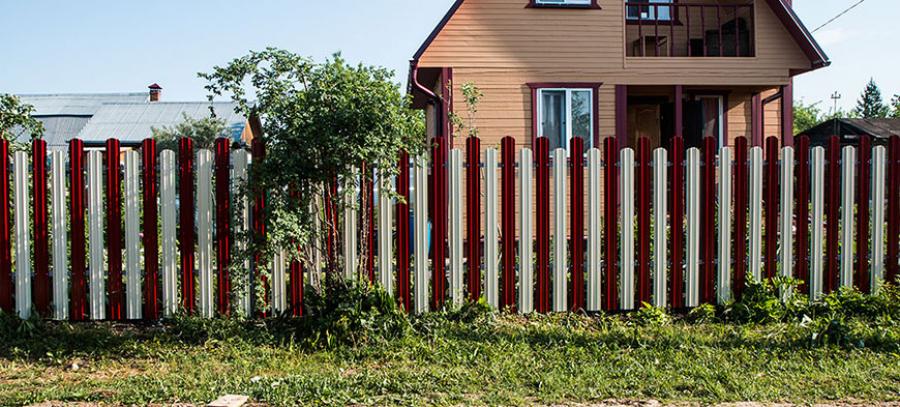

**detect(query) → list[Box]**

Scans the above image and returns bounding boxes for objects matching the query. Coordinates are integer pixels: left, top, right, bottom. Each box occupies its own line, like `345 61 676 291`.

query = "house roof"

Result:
77 102 247 144
19 93 149 117
803 118 900 141
411 0 829 70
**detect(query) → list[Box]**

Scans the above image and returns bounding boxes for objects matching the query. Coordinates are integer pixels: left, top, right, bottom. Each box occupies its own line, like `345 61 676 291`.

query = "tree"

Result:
449 82 483 139
151 113 231 151
891 95 900 119
0 93 44 144
793 100 823 134
201 48 424 295
853 78 890 119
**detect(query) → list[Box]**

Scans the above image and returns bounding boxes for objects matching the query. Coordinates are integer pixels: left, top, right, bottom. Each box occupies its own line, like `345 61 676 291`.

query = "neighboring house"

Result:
17 84 251 150
801 118 900 147
409 0 829 152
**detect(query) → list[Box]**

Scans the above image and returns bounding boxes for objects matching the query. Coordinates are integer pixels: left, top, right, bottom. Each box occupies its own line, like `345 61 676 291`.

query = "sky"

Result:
0 0 895 113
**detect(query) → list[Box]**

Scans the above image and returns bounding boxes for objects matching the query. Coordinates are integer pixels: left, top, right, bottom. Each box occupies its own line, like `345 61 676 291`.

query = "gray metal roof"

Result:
35 116 94 148
19 93 148 116
77 102 247 143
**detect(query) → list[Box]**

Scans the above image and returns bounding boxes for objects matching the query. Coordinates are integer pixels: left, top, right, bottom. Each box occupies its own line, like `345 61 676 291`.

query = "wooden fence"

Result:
0 134 898 321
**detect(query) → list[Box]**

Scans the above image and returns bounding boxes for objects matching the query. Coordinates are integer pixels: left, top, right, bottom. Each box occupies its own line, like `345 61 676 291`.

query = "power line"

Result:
812 0 867 33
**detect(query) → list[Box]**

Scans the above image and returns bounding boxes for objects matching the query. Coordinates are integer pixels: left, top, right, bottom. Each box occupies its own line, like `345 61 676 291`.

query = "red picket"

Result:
142 139 160 320
32 140 51 317
856 135 871 293
535 137 550 313
215 139 231 315
669 136 684 309
570 137 586 312
0 139 11 313
432 137 448 310
825 136 840 293
396 152 411 312
794 136 810 293
700 136 716 304
888 137 900 285
69 139 87 320
290 186 304 317
251 138 268 317
636 137 652 304
106 139 124 321
179 138 196 314
603 137 619 311
363 163 376 283
764 137 780 281
465 137 482 301
733 137 748 299
501 136 516 311
325 179 338 275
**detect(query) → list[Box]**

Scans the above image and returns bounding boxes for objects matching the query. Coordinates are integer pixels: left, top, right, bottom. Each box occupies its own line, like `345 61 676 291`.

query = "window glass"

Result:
627 0 673 21
571 90 592 142
538 88 594 152
541 90 567 149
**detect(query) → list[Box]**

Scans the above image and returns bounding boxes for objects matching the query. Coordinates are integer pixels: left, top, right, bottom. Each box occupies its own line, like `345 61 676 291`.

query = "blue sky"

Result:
0 0 895 113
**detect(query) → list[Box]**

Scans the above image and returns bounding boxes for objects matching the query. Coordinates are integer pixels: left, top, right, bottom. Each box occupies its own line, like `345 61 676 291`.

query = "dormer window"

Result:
530 0 600 9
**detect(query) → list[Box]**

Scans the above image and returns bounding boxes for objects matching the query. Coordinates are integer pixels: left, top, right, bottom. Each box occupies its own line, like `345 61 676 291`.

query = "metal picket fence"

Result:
0 133 897 321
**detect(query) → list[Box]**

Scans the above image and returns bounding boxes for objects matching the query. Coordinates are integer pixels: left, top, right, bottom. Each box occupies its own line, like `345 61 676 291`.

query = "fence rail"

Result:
0 134 898 321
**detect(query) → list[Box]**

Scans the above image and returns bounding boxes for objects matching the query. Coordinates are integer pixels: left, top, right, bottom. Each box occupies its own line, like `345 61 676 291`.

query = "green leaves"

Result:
0 93 44 143
151 113 231 151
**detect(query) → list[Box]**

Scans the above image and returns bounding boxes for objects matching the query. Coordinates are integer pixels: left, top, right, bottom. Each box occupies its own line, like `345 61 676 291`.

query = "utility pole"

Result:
831 91 842 137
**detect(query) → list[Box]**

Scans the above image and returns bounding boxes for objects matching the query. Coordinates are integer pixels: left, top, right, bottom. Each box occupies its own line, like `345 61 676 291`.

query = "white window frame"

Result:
696 94 725 147
537 88 595 152
535 0 592 6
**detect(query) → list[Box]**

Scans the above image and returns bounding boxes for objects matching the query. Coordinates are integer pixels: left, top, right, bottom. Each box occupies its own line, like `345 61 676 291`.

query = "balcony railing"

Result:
625 2 755 57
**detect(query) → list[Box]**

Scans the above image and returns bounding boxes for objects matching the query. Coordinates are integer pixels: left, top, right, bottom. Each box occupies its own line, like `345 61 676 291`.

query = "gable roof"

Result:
77 102 247 144
803 118 900 142
19 93 149 117
412 0 829 71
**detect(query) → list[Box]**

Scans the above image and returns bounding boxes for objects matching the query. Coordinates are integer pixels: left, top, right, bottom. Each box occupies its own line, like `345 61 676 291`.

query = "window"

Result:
531 0 599 8
537 88 594 151
697 95 725 148
626 0 673 21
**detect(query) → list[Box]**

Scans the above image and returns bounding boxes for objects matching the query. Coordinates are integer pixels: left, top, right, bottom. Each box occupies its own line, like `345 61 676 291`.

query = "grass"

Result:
1 313 899 406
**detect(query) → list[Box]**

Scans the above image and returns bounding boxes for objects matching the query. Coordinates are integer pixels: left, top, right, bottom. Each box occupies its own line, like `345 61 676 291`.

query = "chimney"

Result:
149 83 162 102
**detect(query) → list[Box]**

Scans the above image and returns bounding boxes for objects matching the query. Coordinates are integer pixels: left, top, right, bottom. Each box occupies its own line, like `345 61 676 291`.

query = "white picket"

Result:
160 150 178 317
552 148 568 312
377 168 394 295
518 148 534 313
619 148 635 310
413 155 429 314
448 150 464 307
124 151 142 320
810 147 826 298
871 146 887 292
587 148 602 311
484 149 499 308
780 147 795 280
50 150 68 320
14 151 31 319
231 150 252 316
87 150 105 320
271 251 287 314
196 150 214 318
343 173 359 280
685 148 701 308
653 148 668 308
717 147 733 304
840 146 856 287
748 147 763 281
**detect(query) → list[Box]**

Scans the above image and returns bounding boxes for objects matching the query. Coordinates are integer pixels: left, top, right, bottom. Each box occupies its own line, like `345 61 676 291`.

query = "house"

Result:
17 84 251 150
409 0 829 152
801 118 900 147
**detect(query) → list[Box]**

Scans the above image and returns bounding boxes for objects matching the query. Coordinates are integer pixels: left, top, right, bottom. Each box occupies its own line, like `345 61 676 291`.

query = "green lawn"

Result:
1 311 899 406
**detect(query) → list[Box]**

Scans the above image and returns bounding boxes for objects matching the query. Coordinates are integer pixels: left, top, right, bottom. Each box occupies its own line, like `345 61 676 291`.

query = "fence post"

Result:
378 167 394 296
449 149 465 307
142 139 160 320
604 137 619 311
251 138 268 317
214 138 231 315
748 145 763 282
465 137 482 301
637 138 652 304
179 138 196 314
363 163 376 283
619 146 635 310
501 137 516 311
413 154 429 314
587 147 602 311
32 140 50 317
106 139 124 321
810 146 826 298
518 147 533 314
535 137 550 313
69 139 88 321
733 137 748 298
685 147 700 308
856 135 871 292
794 136 810 293
764 137 780 280
669 136 684 309
888 137 900 285
652 148 668 308
840 145 856 288
432 137 448 311
196 149 214 318
780 145 795 284
484 148 499 308
14 151 32 319
871 145 887 292
396 152 411 312
825 136 841 293
570 137 586 312
124 150 142 320
230 150 251 316
160 150 178 317
717 147 733 304
700 137 716 304
552 148 568 313
0 139 10 314
50 149 69 320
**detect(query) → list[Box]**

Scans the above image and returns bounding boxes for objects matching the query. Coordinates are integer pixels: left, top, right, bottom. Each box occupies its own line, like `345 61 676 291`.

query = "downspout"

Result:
410 60 444 138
